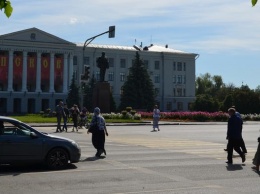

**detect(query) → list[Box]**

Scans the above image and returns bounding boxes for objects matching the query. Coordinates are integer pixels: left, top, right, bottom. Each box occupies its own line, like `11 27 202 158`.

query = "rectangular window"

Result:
83 57 90 66
183 62 186 71
173 75 176 83
120 59 126 68
177 88 182 96
73 56 77 66
183 75 186 84
177 75 182 84
120 72 126 82
166 102 172 111
183 88 186 97
108 58 114 67
96 71 100 81
177 62 182 71
108 72 114 81
154 74 160 83
177 102 183 111
154 61 160 70
144 60 149 69
173 62 176 71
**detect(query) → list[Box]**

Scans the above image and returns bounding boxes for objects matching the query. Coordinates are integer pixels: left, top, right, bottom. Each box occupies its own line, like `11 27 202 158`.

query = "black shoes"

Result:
226 161 232 164
242 154 246 163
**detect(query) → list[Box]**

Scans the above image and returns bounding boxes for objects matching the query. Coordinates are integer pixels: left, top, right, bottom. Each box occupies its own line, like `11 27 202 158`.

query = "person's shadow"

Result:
81 156 106 162
226 164 244 171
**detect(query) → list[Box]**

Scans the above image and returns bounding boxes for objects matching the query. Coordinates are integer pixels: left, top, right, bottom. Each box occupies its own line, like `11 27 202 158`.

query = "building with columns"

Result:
0 28 198 114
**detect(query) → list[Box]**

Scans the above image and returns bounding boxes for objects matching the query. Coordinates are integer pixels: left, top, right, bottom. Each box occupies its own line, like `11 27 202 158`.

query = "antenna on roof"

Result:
150 35 153 45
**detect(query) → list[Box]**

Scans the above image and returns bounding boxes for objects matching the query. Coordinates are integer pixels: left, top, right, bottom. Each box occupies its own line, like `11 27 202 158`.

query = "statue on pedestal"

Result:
96 52 109 82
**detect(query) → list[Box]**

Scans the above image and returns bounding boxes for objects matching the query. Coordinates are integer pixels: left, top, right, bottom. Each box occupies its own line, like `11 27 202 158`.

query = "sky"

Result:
1 0 260 89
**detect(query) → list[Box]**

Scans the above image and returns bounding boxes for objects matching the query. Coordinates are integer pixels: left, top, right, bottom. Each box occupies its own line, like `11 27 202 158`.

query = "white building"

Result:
0 28 198 114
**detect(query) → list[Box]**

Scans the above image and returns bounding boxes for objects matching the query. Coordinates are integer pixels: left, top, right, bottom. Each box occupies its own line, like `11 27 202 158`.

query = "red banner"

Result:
27 56 36 83
0 55 8 84
41 57 50 84
13 55 23 84
55 57 63 85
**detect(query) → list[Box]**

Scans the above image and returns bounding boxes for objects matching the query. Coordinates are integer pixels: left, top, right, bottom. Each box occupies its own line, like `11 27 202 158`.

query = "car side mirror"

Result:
30 132 38 138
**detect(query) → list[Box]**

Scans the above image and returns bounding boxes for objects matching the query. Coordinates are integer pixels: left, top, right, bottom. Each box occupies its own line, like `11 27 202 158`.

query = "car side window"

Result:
1 121 31 136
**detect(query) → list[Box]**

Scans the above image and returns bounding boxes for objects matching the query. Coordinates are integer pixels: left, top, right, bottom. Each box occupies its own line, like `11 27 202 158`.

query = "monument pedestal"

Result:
92 82 110 113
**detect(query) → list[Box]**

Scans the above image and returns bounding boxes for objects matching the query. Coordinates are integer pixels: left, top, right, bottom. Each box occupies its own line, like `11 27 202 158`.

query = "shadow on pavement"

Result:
80 156 106 162
226 164 244 171
0 163 77 176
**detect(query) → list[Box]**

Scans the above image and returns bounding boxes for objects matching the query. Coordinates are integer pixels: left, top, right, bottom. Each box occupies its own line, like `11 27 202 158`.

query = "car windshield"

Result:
0 120 32 136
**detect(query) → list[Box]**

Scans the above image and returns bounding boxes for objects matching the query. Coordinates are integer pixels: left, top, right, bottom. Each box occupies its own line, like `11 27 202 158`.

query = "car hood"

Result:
46 134 75 143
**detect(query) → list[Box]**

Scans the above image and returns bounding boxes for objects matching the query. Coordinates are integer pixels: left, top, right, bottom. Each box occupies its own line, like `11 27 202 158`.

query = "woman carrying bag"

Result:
87 107 108 157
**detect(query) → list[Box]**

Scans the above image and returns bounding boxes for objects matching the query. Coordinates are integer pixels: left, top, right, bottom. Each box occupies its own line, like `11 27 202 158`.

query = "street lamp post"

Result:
80 26 115 109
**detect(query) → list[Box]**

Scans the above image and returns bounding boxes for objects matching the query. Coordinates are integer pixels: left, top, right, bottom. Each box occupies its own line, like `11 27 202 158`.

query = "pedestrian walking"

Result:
55 101 63 132
87 107 108 157
252 137 260 172
226 107 246 164
62 103 70 132
71 104 80 132
151 105 160 132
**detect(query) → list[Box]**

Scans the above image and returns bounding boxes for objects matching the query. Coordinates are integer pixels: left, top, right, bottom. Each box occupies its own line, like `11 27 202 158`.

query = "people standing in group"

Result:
87 107 108 157
71 104 80 132
151 105 160 132
62 103 70 132
55 101 64 133
226 107 246 164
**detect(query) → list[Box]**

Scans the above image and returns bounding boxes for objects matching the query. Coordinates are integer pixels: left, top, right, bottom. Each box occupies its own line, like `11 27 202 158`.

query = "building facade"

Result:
0 28 198 114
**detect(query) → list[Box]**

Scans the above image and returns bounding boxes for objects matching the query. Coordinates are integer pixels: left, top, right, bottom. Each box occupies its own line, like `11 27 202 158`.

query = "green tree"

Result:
191 94 219 112
66 74 80 109
252 0 258 6
83 75 96 112
0 0 12 17
119 52 155 111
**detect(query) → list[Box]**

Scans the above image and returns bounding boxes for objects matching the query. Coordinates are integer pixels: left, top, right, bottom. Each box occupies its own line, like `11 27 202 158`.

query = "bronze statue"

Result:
96 52 109 82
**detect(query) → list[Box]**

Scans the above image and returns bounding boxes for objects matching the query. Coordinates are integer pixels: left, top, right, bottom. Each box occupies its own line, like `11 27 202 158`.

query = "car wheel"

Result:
46 148 69 170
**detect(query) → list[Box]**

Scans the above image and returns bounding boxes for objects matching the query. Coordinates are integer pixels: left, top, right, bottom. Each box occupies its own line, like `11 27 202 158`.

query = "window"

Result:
96 71 100 81
183 62 186 71
83 57 90 66
154 74 160 83
120 59 126 68
166 102 172 111
177 62 182 71
108 58 114 67
177 75 182 84
0 121 31 136
73 70 78 80
144 60 149 69
108 72 114 81
173 62 176 71
73 56 77 66
177 88 182 96
154 61 160 70
177 102 183 111
173 75 176 83
183 88 186 97
183 75 186 84
120 72 126 82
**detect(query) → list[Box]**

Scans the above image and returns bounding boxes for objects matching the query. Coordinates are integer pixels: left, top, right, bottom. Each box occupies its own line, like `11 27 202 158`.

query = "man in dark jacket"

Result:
226 107 246 164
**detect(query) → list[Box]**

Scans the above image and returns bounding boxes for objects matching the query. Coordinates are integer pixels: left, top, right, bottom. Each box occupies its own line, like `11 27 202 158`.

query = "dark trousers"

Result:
227 138 244 163
56 115 62 132
92 130 105 154
62 117 68 131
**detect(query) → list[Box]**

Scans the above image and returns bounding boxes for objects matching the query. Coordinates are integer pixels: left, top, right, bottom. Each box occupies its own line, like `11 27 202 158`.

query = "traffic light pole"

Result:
80 26 115 109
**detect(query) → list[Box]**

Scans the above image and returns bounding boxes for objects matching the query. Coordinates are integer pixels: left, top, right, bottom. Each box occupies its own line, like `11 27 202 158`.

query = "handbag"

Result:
88 117 99 133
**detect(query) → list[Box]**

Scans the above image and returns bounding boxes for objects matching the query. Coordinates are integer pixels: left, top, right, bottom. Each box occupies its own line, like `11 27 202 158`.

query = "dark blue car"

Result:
0 116 81 169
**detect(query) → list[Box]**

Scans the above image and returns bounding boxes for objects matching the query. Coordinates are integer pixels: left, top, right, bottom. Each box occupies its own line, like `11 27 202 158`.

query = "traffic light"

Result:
81 65 90 81
84 65 90 80
108 26 115 38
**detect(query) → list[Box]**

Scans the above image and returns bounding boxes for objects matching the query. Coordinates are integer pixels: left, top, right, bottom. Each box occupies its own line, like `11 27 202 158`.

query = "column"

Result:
36 52 42 92
69 53 74 85
22 51 28 92
7 49 13 91
49 52 55 92
63 53 68 93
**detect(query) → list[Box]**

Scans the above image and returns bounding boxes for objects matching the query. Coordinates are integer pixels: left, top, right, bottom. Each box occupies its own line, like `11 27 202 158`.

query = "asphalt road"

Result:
1 122 260 194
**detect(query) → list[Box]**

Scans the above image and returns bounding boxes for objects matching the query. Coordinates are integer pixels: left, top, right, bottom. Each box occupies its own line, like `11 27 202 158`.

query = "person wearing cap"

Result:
88 107 108 157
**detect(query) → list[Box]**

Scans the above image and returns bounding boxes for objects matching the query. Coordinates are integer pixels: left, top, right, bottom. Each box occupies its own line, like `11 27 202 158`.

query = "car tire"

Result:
46 148 69 170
